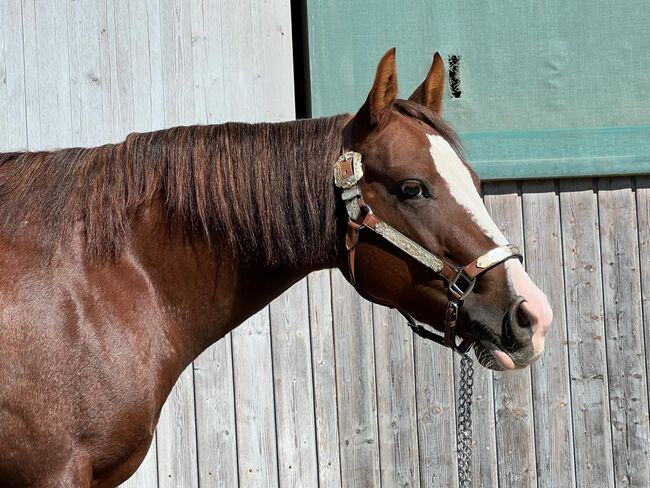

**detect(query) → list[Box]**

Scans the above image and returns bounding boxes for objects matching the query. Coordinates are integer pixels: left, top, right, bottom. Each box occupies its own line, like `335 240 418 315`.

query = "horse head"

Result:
336 48 552 370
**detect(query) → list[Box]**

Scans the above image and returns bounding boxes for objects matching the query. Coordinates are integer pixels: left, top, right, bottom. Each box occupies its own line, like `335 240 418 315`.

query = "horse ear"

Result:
358 48 398 126
408 52 445 113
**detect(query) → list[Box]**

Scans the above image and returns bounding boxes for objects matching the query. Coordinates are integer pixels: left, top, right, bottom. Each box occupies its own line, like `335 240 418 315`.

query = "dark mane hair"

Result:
0 116 348 266
0 104 462 266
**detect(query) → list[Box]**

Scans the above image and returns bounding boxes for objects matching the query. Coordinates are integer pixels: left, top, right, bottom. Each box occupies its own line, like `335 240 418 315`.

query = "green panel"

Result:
307 0 650 179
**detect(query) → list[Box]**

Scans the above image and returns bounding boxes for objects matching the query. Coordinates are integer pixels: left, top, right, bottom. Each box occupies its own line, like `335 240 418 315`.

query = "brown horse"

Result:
0 49 552 486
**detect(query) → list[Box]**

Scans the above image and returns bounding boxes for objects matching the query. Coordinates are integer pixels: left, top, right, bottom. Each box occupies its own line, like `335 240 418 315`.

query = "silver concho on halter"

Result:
333 151 363 189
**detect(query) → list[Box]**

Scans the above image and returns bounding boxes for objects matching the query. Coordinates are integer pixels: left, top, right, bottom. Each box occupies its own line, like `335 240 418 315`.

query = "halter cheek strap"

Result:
334 151 523 354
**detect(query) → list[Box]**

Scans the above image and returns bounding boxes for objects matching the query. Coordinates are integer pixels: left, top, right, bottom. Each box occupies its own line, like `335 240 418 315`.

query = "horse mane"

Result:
0 116 348 266
0 102 462 266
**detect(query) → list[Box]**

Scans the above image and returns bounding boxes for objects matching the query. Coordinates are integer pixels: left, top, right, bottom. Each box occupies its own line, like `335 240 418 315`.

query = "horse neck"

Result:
124 116 348 363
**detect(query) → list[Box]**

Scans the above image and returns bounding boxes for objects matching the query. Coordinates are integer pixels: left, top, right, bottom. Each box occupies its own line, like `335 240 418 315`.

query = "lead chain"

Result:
457 353 474 488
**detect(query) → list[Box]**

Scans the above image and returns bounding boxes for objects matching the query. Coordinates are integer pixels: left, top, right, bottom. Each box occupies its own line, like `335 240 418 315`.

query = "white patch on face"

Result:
427 134 553 359
426 134 509 247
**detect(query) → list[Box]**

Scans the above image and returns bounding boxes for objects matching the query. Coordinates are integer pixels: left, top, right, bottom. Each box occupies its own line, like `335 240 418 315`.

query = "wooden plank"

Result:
32 0 72 148
463 356 500 488
159 0 195 126
156 365 199 488
232 309 279 488
307 270 342 488
250 0 295 121
414 338 458 488
193 337 239 488
331 271 381 487
373 305 420 487
559 178 614 488
597 177 650 487
66 0 106 147
20 0 42 149
522 180 576 488
636 176 650 441
483 181 538 487
109 0 135 139
270 280 319 487
0 1 27 151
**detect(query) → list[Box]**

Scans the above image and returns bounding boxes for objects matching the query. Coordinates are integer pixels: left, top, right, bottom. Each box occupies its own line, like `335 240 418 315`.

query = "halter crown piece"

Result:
333 150 523 354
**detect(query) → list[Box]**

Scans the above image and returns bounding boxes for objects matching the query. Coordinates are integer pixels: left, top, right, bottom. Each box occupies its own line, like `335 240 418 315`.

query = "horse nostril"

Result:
505 296 534 346
515 302 533 328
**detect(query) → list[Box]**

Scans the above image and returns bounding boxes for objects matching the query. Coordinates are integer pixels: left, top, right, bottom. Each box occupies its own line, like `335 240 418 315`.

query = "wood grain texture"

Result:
270 280 319 487
522 180 576 488
307 270 343 488
415 340 459 487
483 182 538 488
463 358 499 488
559 178 615 488
331 271 381 488
232 310 279 488
156 366 199 488
0 2 27 150
636 176 650 449
597 178 650 487
373 305 420 487
194 338 239 488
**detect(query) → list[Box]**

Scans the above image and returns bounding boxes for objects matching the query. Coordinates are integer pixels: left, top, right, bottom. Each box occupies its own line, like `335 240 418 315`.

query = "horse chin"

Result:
473 342 515 371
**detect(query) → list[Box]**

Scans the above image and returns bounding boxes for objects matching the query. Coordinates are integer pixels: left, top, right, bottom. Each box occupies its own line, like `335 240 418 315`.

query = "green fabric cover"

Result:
307 0 650 179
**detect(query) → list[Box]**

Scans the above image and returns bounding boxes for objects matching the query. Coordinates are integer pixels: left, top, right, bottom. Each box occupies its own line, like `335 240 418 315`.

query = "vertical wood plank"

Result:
483 181 538 487
414 339 458 488
270 280 319 487
465 358 499 488
307 270 342 488
32 0 72 148
373 305 420 487
559 178 614 488
156 365 199 488
597 178 650 487
20 0 42 148
332 271 381 487
194 338 239 488
636 176 650 436
522 180 576 488
232 310 280 488
0 1 27 151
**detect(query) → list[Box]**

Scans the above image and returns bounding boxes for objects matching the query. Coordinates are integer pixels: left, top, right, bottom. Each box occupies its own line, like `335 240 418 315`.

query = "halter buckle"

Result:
449 270 476 301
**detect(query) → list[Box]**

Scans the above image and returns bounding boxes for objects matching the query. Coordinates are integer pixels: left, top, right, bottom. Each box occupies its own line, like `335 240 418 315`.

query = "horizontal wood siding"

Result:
0 2 648 487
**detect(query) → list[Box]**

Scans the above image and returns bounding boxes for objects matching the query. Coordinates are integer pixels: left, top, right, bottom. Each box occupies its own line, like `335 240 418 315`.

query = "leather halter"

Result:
334 151 523 354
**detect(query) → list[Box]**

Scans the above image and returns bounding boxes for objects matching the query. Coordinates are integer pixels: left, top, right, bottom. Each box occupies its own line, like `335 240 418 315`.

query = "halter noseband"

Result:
334 150 523 354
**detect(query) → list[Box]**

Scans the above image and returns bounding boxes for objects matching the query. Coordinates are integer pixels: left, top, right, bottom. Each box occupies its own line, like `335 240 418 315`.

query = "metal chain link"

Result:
457 353 474 488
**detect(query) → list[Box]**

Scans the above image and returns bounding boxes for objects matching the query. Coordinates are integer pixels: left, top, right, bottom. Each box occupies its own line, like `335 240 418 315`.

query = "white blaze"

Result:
427 135 509 246
427 134 552 365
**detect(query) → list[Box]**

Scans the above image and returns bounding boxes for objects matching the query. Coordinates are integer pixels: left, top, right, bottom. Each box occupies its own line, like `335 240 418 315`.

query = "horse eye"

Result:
400 180 427 199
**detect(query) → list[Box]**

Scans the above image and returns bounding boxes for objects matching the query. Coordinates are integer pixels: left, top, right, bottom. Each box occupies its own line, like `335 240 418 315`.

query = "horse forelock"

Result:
0 117 348 267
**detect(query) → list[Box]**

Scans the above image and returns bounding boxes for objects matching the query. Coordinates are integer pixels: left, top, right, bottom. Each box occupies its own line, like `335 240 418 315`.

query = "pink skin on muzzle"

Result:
492 260 553 370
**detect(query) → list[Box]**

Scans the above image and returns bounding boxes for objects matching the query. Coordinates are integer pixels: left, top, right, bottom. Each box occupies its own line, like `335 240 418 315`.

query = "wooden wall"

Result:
1 2 648 487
